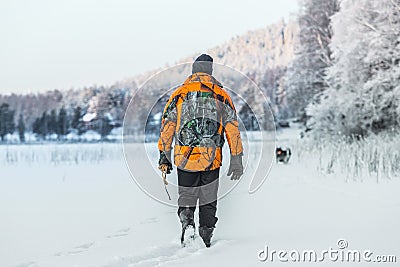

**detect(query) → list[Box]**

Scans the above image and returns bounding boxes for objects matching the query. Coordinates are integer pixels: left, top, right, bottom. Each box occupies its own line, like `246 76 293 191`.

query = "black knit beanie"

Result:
192 54 213 75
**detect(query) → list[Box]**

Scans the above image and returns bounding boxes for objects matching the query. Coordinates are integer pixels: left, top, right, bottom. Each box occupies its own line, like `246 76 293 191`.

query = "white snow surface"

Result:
79 131 102 142
1 129 399 267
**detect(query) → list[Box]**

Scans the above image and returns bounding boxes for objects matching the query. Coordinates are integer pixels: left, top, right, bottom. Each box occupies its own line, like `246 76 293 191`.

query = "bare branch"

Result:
389 0 400 11
352 18 379 32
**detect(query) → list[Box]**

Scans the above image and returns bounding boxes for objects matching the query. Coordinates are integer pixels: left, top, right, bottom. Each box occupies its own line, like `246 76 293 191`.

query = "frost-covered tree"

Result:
285 0 340 121
57 107 69 137
308 0 400 137
99 116 113 138
0 103 15 141
48 109 58 134
71 106 83 134
17 114 25 142
33 112 49 138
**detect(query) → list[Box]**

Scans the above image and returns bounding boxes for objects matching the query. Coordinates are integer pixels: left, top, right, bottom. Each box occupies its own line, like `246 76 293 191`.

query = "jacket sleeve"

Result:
222 93 243 156
158 92 179 155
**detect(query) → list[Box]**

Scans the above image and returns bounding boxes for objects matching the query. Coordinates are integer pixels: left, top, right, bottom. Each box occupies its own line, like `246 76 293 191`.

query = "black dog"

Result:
276 147 291 164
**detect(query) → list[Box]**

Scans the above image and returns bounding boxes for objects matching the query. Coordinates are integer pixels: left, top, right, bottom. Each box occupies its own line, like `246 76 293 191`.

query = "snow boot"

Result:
179 208 195 246
199 226 214 248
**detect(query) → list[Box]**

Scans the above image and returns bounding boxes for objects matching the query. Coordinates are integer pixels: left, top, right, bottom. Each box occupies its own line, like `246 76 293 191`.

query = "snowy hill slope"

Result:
165 20 298 83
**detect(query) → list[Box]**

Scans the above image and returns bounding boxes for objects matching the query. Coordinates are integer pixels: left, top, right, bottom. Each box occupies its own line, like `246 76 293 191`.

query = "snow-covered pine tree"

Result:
0 103 16 141
57 107 69 138
71 106 83 134
48 109 58 134
18 114 25 142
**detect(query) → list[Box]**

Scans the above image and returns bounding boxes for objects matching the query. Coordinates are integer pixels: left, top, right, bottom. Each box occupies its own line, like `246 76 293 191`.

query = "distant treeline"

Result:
0 103 118 142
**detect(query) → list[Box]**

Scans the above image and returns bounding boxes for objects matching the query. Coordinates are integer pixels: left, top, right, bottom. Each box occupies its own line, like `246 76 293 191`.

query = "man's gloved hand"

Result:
158 164 172 175
158 150 173 174
227 154 243 180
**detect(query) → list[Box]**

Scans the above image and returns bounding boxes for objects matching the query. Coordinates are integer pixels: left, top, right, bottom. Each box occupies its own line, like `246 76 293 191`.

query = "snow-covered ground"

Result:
1 129 399 267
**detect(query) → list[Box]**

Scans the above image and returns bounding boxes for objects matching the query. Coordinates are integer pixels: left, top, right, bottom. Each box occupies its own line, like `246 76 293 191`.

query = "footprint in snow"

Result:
66 242 95 255
140 217 158 224
16 261 37 267
104 239 230 267
106 227 131 238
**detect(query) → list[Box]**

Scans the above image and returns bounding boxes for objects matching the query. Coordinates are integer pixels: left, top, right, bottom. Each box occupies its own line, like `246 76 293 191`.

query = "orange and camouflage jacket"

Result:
158 72 243 172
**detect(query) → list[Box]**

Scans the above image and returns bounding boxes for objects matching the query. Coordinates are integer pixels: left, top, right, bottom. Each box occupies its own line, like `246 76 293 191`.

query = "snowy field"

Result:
1 129 399 267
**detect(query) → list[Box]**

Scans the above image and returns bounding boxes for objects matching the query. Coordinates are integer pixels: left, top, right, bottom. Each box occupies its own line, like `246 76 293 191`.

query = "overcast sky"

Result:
0 0 299 94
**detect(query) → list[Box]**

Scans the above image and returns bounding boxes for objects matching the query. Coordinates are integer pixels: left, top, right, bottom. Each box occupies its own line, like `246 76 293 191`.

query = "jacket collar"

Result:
183 72 222 87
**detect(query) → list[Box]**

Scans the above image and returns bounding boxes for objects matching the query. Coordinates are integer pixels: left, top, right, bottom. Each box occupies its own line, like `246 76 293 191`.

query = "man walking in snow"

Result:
158 54 243 247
